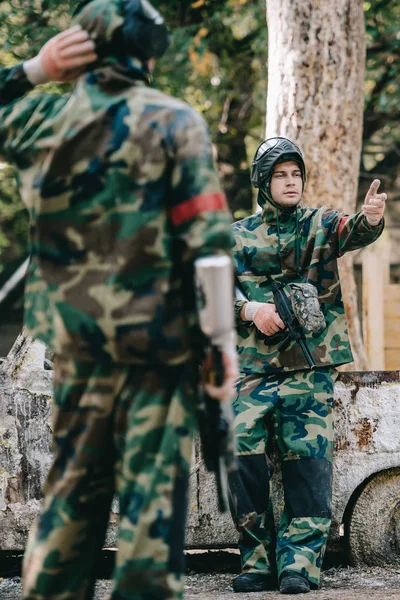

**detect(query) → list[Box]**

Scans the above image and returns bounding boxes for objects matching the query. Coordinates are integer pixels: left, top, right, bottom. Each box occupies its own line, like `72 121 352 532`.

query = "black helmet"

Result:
250 137 306 190
73 0 170 61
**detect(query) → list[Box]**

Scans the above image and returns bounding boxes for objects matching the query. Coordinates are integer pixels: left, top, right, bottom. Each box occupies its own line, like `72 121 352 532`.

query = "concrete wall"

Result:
1 334 399 550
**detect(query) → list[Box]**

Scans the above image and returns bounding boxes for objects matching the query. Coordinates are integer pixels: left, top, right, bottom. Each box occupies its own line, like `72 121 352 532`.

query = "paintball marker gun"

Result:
195 255 237 512
264 274 316 368
236 275 318 369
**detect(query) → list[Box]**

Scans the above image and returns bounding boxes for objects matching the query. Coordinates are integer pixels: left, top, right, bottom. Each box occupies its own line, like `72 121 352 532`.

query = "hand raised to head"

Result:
24 25 97 85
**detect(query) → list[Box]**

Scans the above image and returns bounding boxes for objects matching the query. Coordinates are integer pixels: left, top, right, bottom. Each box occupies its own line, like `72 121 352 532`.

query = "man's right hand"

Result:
242 301 285 336
204 348 239 404
24 25 97 85
201 329 239 404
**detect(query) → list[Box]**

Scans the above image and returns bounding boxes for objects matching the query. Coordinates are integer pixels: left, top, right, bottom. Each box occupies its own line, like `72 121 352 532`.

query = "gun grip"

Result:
212 346 224 386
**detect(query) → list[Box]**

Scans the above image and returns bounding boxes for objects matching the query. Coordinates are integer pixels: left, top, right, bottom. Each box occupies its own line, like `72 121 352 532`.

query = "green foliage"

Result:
0 163 28 260
153 0 266 216
362 0 400 197
0 1 72 60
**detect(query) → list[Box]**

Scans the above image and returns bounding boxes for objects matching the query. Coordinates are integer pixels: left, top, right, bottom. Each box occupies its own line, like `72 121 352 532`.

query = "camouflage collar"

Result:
82 61 150 92
261 197 303 225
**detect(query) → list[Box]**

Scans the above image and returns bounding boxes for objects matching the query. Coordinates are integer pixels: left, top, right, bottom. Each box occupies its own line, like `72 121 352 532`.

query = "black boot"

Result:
233 572 277 592
280 571 310 594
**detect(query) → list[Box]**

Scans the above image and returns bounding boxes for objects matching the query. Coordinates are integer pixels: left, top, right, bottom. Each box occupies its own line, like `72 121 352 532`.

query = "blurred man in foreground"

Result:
0 1 237 598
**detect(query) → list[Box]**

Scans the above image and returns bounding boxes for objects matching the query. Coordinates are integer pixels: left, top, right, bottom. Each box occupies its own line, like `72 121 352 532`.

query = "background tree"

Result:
265 0 368 370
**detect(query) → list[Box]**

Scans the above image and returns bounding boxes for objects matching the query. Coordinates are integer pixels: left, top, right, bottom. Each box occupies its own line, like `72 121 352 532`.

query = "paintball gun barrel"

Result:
195 256 236 512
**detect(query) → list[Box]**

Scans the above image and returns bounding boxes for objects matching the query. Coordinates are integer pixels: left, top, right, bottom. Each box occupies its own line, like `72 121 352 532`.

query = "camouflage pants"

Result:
228 367 337 589
22 357 196 600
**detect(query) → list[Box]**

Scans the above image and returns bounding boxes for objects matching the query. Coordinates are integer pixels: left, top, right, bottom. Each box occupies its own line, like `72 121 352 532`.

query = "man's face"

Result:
269 160 303 207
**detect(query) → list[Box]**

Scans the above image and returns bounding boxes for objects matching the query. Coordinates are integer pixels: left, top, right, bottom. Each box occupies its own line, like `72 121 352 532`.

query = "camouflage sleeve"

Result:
167 107 233 261
0 64 60 163
320 207 384 257
232 228 250 325
0 64 33 105
234 299 247 324
336 212 384 256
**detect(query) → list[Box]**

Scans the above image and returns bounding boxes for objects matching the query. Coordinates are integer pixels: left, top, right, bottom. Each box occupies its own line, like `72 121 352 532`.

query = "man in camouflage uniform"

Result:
0 2 237 599
229 137 386 594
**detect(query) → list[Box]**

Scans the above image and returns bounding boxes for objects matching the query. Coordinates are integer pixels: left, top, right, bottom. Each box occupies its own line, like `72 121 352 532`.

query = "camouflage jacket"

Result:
234 199 384 373
0 62 233 364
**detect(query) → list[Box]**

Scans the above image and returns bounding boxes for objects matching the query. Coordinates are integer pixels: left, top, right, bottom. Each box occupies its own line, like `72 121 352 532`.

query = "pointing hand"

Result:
362 179 387 226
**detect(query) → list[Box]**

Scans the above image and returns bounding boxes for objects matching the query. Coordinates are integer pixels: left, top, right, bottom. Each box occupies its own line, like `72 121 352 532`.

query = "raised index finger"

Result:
368 179 381 197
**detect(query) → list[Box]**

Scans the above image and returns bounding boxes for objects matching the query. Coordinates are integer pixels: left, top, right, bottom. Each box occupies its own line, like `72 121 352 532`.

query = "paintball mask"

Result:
250 137 306 196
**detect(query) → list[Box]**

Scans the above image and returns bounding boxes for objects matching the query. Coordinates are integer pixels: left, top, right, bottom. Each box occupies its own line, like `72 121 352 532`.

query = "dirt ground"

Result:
1 566 400 599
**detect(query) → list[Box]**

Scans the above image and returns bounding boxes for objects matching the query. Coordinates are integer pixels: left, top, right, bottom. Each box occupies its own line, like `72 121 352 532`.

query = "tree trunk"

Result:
265 0 367 370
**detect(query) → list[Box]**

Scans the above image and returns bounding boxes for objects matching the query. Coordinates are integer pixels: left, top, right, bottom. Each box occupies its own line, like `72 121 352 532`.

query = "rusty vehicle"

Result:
1 333 399 565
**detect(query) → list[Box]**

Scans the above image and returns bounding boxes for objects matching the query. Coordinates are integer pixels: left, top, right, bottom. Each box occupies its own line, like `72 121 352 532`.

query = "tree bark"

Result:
265 0 367 370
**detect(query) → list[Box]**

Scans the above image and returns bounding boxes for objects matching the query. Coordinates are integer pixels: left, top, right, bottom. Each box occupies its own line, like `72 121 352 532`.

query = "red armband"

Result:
337 216 349 256
169 192 228 226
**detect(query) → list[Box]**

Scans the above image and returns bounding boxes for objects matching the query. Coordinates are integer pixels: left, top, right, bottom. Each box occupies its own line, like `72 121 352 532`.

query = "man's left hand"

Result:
362 179 387 226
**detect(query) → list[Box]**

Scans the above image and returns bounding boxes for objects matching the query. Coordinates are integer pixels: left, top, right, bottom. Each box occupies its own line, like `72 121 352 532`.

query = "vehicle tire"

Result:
347 468 400 566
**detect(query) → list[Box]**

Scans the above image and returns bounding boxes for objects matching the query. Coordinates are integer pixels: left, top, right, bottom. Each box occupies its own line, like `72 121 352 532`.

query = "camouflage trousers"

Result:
228 367 337 589
22 357 196 600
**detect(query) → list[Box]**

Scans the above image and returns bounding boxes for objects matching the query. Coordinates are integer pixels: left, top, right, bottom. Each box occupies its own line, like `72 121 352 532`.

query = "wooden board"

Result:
384 284 400 319
385 349 400 371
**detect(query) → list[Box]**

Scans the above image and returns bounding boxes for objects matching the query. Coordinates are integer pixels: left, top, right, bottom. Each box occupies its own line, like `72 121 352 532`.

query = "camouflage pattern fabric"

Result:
0 1 233 364
233 199 383 373
74 0 124 54
228 366 337 589
288 282 326 333
22 356 196 600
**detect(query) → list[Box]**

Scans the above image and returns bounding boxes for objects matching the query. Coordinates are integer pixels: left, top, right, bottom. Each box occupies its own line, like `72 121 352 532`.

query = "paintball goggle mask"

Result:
73 0 170 62
251 137 306 197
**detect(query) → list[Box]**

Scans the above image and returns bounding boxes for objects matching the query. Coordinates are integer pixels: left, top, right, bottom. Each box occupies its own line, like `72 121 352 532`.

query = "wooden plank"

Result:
383 284 400 319
362 251 385 370
384 300 400 320
384 284 400 301
385 349 400 371
384 285 400 319
384 318 400 348
383 284 400 359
